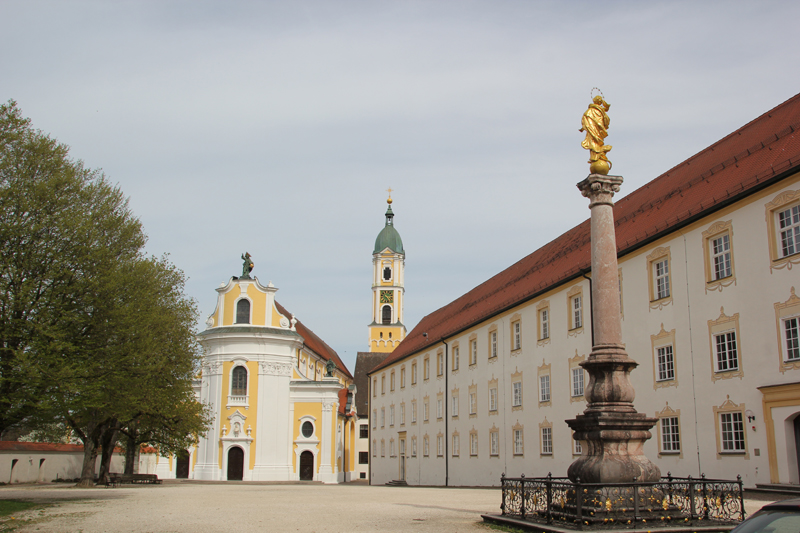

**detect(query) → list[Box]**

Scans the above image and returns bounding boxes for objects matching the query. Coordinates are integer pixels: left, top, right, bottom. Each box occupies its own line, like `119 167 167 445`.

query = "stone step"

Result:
385 480 408 486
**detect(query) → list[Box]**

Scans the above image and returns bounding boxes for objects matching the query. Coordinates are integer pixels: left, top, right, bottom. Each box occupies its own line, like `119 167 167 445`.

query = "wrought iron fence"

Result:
500 472 744 530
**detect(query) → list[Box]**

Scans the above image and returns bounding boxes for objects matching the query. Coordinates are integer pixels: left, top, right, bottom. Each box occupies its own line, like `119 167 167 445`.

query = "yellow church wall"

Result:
271 304 284 328
217 360 260 470
246 284 266 326
292 402 323 473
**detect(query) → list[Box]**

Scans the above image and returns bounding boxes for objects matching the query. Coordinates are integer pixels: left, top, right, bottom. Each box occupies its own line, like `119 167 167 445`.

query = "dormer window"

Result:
383 266 392 281
236 299 250 324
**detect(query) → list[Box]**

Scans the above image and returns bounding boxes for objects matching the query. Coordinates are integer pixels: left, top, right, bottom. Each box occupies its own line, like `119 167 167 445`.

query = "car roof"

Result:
761 498 800 511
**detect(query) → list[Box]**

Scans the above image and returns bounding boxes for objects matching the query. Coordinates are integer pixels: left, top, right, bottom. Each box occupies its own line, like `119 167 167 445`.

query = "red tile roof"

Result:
0 441 124 453
275 301 353 379
372 92 800 374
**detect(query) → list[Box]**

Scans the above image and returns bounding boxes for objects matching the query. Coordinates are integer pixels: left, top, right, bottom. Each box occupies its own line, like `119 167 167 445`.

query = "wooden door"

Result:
227 447 244 481
299 451 314 481
176 450 190 479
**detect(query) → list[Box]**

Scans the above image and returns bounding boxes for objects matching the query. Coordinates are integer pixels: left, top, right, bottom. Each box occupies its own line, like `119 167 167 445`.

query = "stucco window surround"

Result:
436 392 444 420
389 404 395 427
538 359 551 406
775 287 800 373
647 247 673 310
400 402 405 426
293 415 319 480
569 351 586 403
382 262 393 282
488 325 499 360
411 361 417 385
390 370 395 392
423 355 430 381
227 360 251 410
411 400 417 425
566 285 584 337
713 396 749 459
234 296 252 325
512 422 524 456
702 220 736 292
655 403 683 458
489 425 500 457
511 368 523 412
437 349 444 378
510 313 522 354
452 342 460 373
539 418 553 456
536 300 551 346
451 388 459 419
400 365 406 389
765 189 800 271
423 395 429 423
651 324 678 389
451 432 460 457
380 407 385 428
469 428 478 457
708 307 744 381
437 433 444 457
423 434 430 457
488 377 499 416
469 383 478 418
469 333 478 366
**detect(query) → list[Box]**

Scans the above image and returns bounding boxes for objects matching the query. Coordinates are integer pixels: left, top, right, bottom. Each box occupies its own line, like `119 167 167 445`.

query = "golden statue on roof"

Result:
580 89 612 175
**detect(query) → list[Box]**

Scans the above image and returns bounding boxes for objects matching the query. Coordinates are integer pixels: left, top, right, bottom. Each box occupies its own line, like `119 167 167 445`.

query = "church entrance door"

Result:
227 447 244 481
176 450 190 479
299 451 314 481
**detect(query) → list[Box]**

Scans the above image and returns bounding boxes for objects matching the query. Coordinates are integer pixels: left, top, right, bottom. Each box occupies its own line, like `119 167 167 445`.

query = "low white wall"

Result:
2 450 125 484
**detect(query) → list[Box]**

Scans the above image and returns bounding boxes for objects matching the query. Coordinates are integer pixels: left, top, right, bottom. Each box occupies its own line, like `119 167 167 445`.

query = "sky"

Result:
3 1 799 372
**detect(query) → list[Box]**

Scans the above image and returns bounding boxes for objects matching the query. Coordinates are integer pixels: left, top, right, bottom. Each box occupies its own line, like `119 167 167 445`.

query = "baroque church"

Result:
367 92 800 488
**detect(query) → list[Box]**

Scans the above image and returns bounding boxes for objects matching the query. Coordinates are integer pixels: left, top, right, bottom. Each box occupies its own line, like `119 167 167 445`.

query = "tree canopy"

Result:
0 100 209 485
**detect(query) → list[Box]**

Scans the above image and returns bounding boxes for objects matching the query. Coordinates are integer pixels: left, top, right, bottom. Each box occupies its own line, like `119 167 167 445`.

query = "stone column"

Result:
566 174 660 483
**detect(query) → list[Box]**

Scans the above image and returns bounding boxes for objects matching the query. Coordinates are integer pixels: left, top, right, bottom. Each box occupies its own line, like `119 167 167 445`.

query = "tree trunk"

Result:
75 417 104 488
98 420 120 485
124 431 138 475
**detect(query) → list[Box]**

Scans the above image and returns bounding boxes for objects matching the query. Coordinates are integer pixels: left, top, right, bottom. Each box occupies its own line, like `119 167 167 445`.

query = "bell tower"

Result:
369 193 406 352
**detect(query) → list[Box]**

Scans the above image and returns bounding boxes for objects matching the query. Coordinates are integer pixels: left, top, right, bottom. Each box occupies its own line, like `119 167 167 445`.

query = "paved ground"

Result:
0 481 777 533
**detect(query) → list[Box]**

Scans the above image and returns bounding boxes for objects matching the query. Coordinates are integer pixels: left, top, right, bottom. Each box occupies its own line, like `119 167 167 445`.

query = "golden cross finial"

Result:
386 187 393 204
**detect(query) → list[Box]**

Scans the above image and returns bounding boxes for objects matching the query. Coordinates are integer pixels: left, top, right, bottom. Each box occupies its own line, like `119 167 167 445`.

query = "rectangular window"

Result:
469 392 477 415
360 424 369 439
400 368 406 388
437 398 443 419
490 432 499 456
423 400 429 421
513 321 521 350
424 436 429 457
572 296 583 329
654 258 670 299
381 375 385 394
389 405 394 426
390 371 395 391
451 395 458 417
541 427 552 455
571 368 584 397
512 381 522 407
539 375 550 402
381 441 385 457
540 308 549 340
411 401 417 423
381 408 385 427
470 340 477 365
452 346 459 371
390 440 395 457
359 451 369 464
513 429 523 455
437 436 443 457
437 353 444 376
489 387 498 411
720 412 746 452
470 433 478 456
710 234 732 280
785 317 800 361
656 345 675 381
412 362 417 384
373 378 377 397
715 331 739 372
778 204 800 257
452 435 459 457
573 437 582 455
372 440 376 457
372 410 376 429
424 358 430 380
490 331 498 358
660 416 680 453
411 438 417 457
400 403 405 425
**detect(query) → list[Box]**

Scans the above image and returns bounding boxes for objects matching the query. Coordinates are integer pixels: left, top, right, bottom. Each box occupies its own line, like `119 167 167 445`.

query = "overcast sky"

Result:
3 1 799 371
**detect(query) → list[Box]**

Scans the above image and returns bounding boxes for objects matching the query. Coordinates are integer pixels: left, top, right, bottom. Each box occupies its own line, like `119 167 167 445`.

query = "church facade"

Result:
181 268 357 483
368 93 800 488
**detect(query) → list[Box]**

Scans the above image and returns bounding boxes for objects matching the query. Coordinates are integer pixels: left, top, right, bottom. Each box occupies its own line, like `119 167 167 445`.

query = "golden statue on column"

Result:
580 89 612 175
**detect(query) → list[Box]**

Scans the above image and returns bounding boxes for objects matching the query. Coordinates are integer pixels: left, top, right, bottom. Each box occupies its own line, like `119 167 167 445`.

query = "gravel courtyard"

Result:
1 481 502 532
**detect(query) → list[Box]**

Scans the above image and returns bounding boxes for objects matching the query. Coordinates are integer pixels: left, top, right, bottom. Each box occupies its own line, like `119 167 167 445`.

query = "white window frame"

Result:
572 295 583 329
470 433 478 456
423 400 429 421
656 345 675 382
783 316 800 362
540 308 549 340
571 367 584 397
541 427 553 455
400 403 405 425
381 407 385 427
513 429 523 455
469 392 477 415
437 353 444 376
720 412 746 452
411 401 417 423
451 395 458 417
490 331 498 358
452 434 459 457
714 330 739 372
539 374 550 402
437 398 443 419
452 346 459 371
470 340 477 365
512 381 522 407
513 321 521 350
437 435 443 457
710 234 732 280
389 405 394 426
412 362 417 384
654 258 670 300
490 431 499 456
660 416 681 453
778 204 800 258
489 387 498 411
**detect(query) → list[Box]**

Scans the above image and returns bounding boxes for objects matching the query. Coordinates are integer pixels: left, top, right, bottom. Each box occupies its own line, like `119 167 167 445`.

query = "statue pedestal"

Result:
566 175 659 483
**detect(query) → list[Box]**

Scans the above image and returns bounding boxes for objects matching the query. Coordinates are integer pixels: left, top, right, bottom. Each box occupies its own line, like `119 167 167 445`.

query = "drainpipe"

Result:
581 270 595 347
442 338 449 487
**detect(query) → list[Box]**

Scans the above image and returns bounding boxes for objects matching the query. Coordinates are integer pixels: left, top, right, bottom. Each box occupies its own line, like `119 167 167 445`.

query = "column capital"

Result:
576 174 624 207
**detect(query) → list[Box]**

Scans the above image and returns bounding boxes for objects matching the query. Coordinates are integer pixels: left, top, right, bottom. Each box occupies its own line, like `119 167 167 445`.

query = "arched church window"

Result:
236 299 250 324
382 305 392 325
383 266 392 281
231 366 247 396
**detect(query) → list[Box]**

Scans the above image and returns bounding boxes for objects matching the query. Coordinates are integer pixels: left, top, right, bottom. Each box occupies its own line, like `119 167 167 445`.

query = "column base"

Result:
192 463 221 481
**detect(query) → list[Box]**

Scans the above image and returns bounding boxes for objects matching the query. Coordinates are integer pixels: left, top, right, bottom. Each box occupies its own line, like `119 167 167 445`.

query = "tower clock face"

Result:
380 290 393 303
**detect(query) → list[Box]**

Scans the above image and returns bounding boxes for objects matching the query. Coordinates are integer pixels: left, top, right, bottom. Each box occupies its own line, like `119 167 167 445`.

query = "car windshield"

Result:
732 510 800 533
